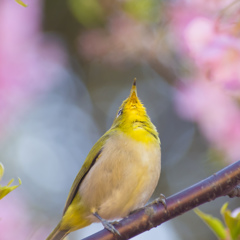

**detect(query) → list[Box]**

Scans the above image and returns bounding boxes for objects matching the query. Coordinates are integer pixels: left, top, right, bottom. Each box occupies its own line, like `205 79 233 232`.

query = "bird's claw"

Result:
93 212 122 238
152 193 168 212
101 219 121 236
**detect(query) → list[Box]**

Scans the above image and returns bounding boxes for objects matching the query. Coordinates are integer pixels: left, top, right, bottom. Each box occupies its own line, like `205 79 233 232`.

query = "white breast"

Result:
79 132 161 221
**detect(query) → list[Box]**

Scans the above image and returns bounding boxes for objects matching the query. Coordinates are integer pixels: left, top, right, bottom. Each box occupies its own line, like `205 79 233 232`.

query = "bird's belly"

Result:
79 133 161 221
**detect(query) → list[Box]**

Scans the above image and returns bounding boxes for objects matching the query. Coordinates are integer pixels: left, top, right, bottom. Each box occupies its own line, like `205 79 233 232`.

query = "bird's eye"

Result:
117 108 123 117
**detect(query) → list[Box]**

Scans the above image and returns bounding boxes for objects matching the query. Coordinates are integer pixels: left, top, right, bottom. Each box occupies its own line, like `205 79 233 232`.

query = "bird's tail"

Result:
46 222 69 240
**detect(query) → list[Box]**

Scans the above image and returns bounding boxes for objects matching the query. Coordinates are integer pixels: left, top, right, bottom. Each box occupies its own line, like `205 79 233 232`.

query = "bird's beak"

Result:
129 78 138 104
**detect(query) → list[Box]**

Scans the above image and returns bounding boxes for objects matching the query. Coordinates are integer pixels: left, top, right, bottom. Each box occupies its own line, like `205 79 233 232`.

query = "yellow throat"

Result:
112 78 159 144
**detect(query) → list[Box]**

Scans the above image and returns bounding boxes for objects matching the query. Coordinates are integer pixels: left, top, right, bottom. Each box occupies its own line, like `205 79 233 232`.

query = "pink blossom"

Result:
170 1 240 92
170 0 240 162
183 17 216 57
183 16 240 94
181 0 232 12
0 0 65 136
176 80 240 161
0 190 50 240
169 4 210 54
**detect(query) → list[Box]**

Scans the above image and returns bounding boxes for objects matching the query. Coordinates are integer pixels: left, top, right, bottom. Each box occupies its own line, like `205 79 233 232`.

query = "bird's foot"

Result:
101 219 121 236
151 193 168 212
93 212 122 238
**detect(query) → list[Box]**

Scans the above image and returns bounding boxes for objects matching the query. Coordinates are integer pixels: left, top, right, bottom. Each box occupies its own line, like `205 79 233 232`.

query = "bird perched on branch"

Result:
46 78 161 240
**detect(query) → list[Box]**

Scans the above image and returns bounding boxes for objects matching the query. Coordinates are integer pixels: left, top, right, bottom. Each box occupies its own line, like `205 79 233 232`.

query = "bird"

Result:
46 78 161 240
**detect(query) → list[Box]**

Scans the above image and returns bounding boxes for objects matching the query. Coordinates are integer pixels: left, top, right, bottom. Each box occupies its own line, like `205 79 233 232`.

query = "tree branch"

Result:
82 160 240 240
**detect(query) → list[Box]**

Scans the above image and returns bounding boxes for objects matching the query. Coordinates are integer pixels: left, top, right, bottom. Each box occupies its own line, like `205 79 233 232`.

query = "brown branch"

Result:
83 160 240 240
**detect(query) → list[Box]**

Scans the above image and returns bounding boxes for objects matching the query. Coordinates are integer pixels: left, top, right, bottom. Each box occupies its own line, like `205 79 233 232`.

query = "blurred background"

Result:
1 0 240 239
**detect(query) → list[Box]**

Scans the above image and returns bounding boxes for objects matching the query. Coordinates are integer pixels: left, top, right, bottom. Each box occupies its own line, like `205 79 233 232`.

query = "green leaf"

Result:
0 163 4 181
221 203 240 240
68 0 105 27
15 0 28 7
195 208 227 239
0 177 22 199
123 0 160 22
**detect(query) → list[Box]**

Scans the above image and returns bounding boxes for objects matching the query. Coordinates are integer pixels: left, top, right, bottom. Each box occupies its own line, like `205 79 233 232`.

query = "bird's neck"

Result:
119 120 159 145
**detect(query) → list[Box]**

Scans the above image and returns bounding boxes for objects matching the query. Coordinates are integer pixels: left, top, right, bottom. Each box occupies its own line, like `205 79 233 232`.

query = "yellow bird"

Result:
46 79 161 240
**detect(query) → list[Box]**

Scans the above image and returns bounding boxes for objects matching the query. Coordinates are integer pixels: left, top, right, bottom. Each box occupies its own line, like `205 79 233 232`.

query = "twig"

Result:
83 160 240 240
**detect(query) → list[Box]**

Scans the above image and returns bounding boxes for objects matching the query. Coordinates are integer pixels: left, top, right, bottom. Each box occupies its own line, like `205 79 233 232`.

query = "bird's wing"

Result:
62 132 111 214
